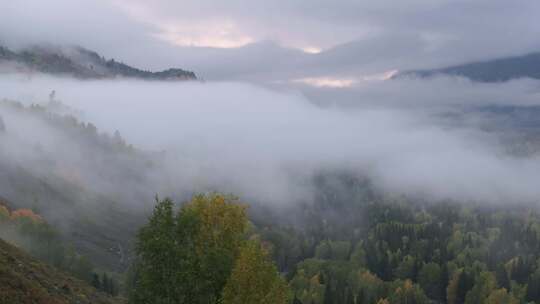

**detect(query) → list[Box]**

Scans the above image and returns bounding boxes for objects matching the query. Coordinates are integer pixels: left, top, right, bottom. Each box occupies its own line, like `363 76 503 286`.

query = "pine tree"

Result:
418 262 442 300
345 288 355 304
526 271 540 303
440 263 449 301
91 273 101 290
495 263 510 290
323 282 333 304
109 277 117 296
102 273 110 294
456 270 474 304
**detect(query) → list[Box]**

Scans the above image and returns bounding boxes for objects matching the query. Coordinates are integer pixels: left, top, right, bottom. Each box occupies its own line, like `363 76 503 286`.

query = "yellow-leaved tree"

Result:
132 193 289 304
222 240 289 304
132 193 249 304
485 288 519 304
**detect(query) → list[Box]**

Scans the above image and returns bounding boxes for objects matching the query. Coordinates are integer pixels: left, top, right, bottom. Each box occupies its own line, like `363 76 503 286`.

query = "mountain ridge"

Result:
397 51 540 82
0 44 197 80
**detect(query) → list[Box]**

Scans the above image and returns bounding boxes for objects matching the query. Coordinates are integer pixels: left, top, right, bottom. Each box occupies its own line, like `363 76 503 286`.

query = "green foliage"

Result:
387 279 429 304
354 270 385 304
131 193 271 304
0 207 96 285
525 270 540 302
418 262 443 300
394 255 416 280
92 273 101 290
8 164 540 304
131 197 181 303
264 180 540 304
464 271 496 304
0 238 120 304
124 182 540 304
288 260 326 304
315 240 351 260
349 242 367 267
0 206 8 221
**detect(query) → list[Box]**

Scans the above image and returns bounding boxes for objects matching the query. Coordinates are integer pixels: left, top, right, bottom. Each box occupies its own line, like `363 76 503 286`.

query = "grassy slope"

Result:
0 238 123 304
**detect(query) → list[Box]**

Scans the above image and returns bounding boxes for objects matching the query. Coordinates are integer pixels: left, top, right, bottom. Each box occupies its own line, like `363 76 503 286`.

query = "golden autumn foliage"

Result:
446 270 461 304
133 193 255 304
388 279 429 304
184 193 248 255
392 279 415 299
356 269 385 303
485 288 519 304
222 241 289 304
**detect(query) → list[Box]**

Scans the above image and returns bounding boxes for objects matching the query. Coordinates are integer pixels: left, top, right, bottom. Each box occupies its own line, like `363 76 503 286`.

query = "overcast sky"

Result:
2 0 540 82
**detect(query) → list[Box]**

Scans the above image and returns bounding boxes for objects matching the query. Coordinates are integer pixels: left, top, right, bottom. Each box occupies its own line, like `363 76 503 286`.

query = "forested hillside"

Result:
399 52 540 82
0 237 122 304
2 97 540 303
0 45 196 80
124 179 540 303
6 176 540 303
0 99 148 273
254 174 540 303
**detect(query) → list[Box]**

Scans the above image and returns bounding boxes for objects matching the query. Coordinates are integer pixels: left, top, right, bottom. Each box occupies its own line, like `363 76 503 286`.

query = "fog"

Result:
1 74 540 210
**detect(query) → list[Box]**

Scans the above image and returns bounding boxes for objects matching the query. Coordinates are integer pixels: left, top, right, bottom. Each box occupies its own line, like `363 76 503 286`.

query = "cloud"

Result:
2 0 540 82
2 74 540 206
299 76 540 109
0 1 149 50
115 0 540 64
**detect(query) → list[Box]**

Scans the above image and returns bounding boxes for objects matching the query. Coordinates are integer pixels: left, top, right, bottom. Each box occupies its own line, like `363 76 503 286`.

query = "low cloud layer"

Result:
2 74 540 207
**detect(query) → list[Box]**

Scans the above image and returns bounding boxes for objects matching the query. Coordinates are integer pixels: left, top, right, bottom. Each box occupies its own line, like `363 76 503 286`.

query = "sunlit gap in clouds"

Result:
112 1 254 49
152 21 254 48
300 46 322 54
293 70 399 88
153 22 326 52
293 77 356 88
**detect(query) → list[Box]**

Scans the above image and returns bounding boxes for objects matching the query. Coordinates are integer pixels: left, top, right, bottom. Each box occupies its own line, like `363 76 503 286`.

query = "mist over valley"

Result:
2 1 540 303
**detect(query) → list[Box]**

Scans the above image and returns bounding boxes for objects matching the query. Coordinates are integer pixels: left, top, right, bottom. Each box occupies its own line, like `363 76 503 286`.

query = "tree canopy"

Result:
130 193 288 304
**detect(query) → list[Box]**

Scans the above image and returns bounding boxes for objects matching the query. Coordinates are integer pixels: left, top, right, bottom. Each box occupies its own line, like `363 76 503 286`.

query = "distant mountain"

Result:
0 44 196 80
398 52 540 82
0 238 122 304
